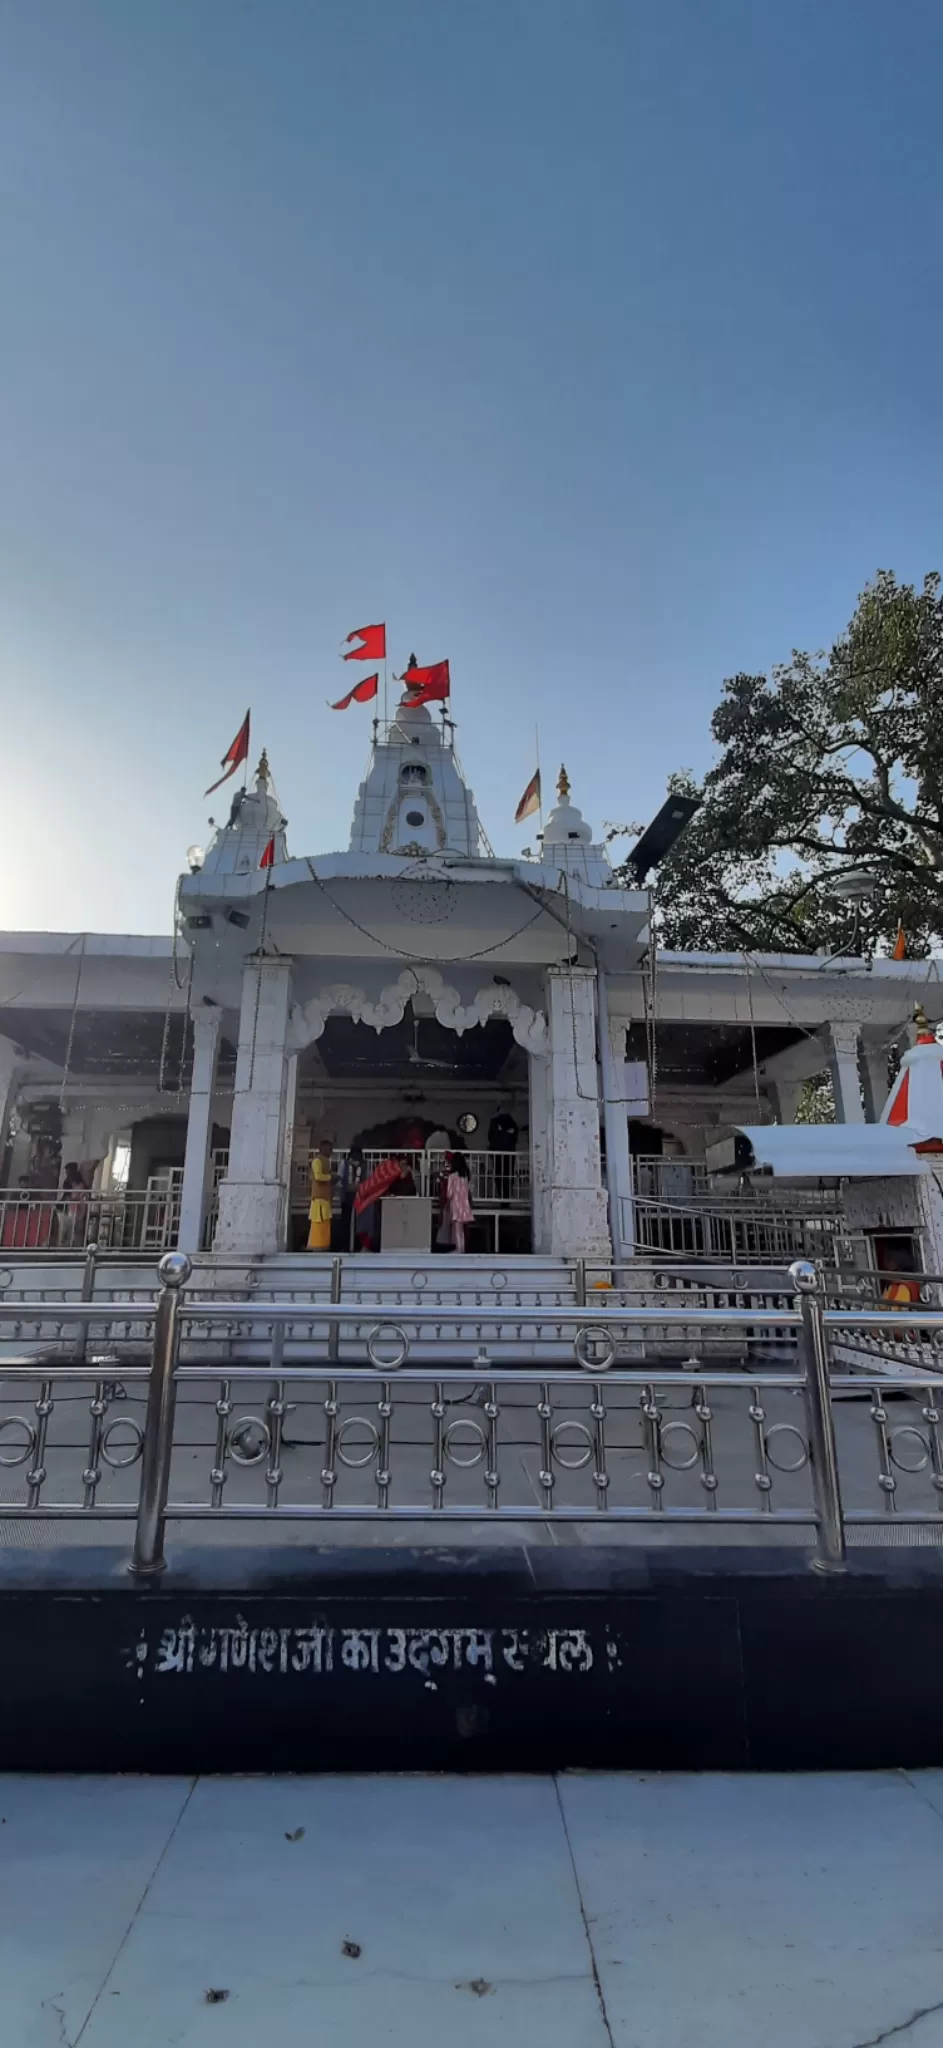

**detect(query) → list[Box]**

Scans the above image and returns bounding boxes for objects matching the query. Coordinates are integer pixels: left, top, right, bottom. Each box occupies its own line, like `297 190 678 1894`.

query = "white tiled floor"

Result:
4 1772 943 2046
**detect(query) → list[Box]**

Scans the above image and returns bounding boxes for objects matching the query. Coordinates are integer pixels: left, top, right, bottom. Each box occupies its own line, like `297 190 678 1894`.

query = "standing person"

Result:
338 1146 365 1251
445 1151 474 1254
422 1122 451 1194
353 1155 405 1253
307 1139 334 1252
57 1162 89 1248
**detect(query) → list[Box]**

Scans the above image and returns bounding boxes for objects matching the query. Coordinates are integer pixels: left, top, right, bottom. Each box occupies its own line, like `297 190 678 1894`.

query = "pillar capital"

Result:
829 1020 862 1060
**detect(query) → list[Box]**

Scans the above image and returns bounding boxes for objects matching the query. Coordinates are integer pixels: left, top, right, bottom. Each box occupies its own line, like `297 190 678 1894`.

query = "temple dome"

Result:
348 693 482 858
539 767 612 886
197 752 289 879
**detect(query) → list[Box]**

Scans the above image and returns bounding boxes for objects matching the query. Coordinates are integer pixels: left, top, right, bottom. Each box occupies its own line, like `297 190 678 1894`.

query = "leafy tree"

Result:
794 1074 835 1125
613 571 943 955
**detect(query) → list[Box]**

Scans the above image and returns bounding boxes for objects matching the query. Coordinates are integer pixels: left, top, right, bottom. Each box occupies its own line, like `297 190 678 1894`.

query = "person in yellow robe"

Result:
307 1139 334 1251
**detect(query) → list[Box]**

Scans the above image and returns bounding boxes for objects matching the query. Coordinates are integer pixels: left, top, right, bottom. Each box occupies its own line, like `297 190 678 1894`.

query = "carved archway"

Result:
289 966 547 1055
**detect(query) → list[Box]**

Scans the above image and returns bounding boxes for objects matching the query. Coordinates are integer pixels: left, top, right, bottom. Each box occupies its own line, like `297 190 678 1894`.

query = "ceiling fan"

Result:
406 1016 454 1070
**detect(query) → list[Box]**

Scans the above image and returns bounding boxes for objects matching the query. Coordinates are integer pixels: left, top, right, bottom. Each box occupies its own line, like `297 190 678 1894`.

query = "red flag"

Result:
259 836 275 870
892 923 907 960
205 711 250 796
343 623 386 662
330 673 379 711
401 659 450 707
515 769 541 823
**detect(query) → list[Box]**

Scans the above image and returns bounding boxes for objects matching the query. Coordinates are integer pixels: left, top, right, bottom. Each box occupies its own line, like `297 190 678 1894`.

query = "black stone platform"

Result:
1 1544 941 1773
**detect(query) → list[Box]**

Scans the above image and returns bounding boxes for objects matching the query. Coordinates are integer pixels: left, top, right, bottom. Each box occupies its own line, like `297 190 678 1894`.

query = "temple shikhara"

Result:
1 682 942 1287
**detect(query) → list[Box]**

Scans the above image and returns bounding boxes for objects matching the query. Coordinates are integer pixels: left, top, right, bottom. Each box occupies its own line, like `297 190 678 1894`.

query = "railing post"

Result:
790 1258 846 1573
328 1254 342 1362
130 1251 192 1577
74 1240 98 1364
575 1258 587 1308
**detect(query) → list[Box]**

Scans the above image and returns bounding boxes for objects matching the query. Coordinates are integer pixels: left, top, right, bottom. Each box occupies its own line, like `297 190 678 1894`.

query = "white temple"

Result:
1 693 942 1283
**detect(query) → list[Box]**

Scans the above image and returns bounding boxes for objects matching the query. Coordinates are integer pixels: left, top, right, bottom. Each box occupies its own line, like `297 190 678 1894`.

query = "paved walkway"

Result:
5 1771 943 2045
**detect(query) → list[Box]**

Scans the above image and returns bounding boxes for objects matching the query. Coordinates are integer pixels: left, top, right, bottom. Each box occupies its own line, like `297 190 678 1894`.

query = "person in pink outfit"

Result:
445 1152 474 1253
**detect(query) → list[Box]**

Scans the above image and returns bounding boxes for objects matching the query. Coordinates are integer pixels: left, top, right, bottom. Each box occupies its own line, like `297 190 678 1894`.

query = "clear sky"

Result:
2 0 942 934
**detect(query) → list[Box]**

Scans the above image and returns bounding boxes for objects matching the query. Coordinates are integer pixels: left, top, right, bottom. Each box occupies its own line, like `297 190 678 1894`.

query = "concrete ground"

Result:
5 1771 943 2046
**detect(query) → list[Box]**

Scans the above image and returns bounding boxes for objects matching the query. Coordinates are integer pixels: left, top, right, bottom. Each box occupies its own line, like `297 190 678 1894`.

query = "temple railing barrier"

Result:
0 1258 942 1573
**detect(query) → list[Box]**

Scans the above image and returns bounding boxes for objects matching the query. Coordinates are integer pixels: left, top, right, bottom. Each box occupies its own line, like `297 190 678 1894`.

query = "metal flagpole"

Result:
535 723 544 827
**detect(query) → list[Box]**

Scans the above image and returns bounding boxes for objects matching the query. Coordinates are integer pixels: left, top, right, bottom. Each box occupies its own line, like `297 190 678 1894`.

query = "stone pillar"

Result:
861 1044 890 1124
769 1078 805 1125
596 971 633 1262
0 1037 20 1176
546 966 610 1259
827 1022 864 1124
177 1009 222 1253
529 1053 551 1254
215 959 292 1254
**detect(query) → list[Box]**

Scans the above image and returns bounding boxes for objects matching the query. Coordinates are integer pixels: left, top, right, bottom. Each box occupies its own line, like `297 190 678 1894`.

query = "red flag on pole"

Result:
259 836 275 870
205 711 251 796
330 673 379 711
401 660 450 707
515 769 541 823
343 624 386 662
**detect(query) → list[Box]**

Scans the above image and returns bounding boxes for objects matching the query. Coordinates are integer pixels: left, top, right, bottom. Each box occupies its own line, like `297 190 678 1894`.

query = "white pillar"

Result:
177 1009 222 1253
0 1038 20 1175
596 970 633 1262
861 1044 890 1124
215 958 292 1254
546 966 611 1259
769 1078 804 1125
827 1021 864 1124
529 1053 551 1254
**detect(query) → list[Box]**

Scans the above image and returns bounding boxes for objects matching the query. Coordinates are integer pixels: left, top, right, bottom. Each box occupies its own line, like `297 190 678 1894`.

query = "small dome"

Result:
542 764 593 847
197 751 289 878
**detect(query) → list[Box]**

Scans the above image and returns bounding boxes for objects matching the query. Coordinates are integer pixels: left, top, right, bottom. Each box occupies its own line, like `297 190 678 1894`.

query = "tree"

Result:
613 571 943 955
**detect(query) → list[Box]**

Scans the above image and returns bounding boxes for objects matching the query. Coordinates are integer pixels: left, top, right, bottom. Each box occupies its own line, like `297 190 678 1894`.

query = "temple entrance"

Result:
289 1000 532 1253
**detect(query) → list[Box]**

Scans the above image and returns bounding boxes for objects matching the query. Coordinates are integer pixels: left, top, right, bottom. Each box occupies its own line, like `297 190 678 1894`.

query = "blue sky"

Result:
2 0 942 932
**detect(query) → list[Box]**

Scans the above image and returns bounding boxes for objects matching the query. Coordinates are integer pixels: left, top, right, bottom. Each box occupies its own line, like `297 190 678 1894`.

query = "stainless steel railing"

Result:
0 1256 942 1573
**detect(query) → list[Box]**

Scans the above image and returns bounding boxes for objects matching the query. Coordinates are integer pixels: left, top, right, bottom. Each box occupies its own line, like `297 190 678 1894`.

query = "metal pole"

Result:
790 1258 846 1572
575 1258 587 1308
328 1253 342 1362
74 1240 97 1364
130 1251 192 1577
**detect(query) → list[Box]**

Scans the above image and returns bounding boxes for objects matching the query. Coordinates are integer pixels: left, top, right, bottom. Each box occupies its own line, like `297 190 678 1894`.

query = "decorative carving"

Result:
289 966 548 1055
380 783 447 854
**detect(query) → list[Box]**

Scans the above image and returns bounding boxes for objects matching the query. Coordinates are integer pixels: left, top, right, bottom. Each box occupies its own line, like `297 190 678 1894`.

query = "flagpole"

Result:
243 708 251 794
382 647 388 734
535 722 543 828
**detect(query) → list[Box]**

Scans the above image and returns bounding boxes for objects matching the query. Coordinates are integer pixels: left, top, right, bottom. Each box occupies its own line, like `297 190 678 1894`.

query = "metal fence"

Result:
0 1181 180 1255
1 1256 943 1574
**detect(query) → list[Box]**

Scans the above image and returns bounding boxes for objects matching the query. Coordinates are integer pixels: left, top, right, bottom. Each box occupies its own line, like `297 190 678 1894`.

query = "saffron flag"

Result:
402 659 450 707
330 673 379 711
892 923 907 960
205 711 250 796
515 769 541 823
344 623 386 662
259 836 275 870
